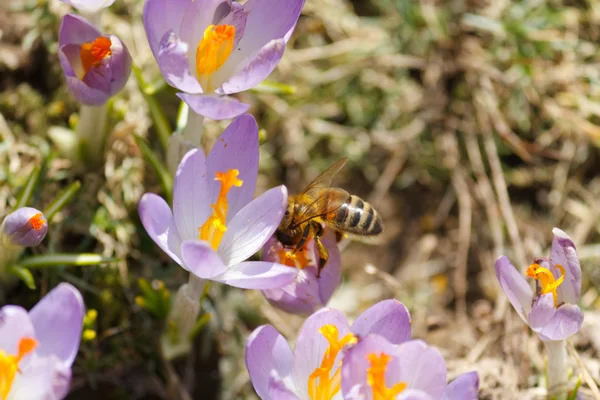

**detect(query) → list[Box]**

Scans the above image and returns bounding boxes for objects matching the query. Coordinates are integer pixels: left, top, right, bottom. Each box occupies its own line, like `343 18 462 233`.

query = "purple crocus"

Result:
261 228 341 314
143 0 305 120
1 207 48 248
245 299 411 399
341 335 479 400
60 0 115 13
138 114 296 289
495 228 583 341
58 14 132 106
0 283 84 399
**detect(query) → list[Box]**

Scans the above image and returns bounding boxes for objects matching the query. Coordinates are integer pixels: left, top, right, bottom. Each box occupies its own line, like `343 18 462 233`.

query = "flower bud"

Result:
1 207 48 247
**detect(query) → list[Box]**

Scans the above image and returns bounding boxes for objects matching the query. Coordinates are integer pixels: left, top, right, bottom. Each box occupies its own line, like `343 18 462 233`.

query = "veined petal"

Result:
396 340 447 399
180 240 228 279
213 261 297 289
143 0 191 56
156 31 203 94
268 374 301 400
58 13 101 47
60 0 115 14
7 355 71 400
207 114 259 219
138 193 184 267
351 299 411 345
245 325 295 400
178 0 229 64
219 186 287 265
550 228 581 305
1 207 48 247
442 372 479 400
177 93 250 120
528 293 557 334
495 256 533 323
29 283 84 366
538 304 584 341
217 1 248 50
0 306 34 355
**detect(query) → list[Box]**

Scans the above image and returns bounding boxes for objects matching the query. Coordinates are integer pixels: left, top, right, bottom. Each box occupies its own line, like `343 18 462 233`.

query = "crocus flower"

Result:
143 0 305 120
0 283 84 399
341 334 479 400
58 14 132 106
60 0 115 14
495 228 583 341
245 299 411 399
138 114 296 289
261 229 341 314
1 207 48 248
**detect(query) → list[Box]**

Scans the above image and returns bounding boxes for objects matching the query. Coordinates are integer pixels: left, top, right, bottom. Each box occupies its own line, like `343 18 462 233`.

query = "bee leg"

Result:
314 235 329 278
292 223 313 254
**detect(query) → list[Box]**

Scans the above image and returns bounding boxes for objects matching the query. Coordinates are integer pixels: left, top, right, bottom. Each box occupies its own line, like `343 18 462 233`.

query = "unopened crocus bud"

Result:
58 14 132 106
1 207 48 247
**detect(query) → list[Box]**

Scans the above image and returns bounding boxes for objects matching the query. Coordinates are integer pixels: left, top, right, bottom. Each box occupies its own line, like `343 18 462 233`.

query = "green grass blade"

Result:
19 253 118 268
133 135 173 203
43 181 81 222
14 166 41 209
7 265 36 289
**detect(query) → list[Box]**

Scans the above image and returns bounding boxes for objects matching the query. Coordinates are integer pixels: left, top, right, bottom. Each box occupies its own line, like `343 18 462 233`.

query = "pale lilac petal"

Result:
495 256 533 323
396 340 447 398
177 93 250 120
58 13 100 46
1 207 48 247
138 193 184 267
217 2 248 50
178 0 228 57
0 306 34 355
180 240 228 279
143 0 192 55
172 148 211 242
206 114 259 218
268 374 300 400
550 228 581 304
538 304 584 341
60 0 115 13
351 299 411 344
262 266 323 315
442 372 479 400
245 325 295 400
398 391 435 400
219 186 287 265
59 68 110 105
29 283 84 366
528 293 557 333
8 355 71 400
293 308 351 400
156 31 203 94
214 261 297 289
218 39 285 94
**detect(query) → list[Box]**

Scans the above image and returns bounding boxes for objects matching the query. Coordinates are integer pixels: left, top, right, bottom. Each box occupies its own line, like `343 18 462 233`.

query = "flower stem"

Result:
545 340 569 400
76 104 108 168
167 108 204 174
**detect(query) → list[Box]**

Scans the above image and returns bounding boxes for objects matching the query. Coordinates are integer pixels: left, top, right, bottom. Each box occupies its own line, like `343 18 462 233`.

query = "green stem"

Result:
166 108 204 175
76 104 108 168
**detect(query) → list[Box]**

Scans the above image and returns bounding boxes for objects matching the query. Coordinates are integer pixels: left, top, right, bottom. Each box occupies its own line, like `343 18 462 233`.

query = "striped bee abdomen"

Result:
331 195 383 236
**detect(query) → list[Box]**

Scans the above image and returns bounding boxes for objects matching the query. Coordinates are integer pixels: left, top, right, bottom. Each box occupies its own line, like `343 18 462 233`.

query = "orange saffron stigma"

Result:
198 169 243 250
307 324 357 400
195 24 235 91
366 353 407 400
0 337 38 399
80 36 112 77
28 213 45 230
526 263 566 307
277 247 310 269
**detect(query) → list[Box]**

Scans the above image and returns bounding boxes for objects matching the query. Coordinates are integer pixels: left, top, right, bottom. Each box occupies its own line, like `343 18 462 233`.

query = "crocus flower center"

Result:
0 337 38 399
526 263 566 307
195 24 235 92
366 352 407 400
79 36 112 78
277 246 310 269
197 169 243 250
28 213 45 230
307 324 357 400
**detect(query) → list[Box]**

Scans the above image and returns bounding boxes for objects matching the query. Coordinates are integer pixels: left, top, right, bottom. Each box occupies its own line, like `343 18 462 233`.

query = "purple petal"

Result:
495 256 533 323
219 186 287 265
550 228 581 304
29 283 84 366
293 308 351 400
0 306 34 355
60 68 110 105
172 148 211 242
351 299 411 345
219 39 285 94
214 261 297 289
539 304 584 341
268 374 301 400
156 30 203 93
9 355 71 399
399 390 436 400
206 114 259 219
178 0 228 59
1 207 48 247
143 0 193 55
442 372 479 400
528 293 557 333
59 14 100 46
138 193 184 267
178 93 250 120
60 0 115 13
396 340 447 398
217 1 248 50
245 325 295 400
180 240 228 279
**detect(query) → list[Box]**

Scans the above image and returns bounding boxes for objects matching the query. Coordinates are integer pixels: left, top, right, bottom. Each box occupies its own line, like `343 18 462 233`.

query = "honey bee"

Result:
276 158 383 277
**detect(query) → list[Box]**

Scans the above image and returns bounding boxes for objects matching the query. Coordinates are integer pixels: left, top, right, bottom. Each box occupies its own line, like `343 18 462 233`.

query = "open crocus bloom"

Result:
495 228 583 341
341 335 479 400
143 0 305 120
58 14 132 106
0 283 84 399
138 114 296 289
245 299 411 400
60 0 115 14
261 229 341 314
1 207 48 248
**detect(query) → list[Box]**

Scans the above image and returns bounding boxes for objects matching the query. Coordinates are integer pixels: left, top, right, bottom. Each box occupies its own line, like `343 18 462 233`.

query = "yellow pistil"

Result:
79 36 112 79
198 169 243 250
0 337 38 399
277 246 310 269
195 24 235 92
526 263 566 307
307 324 357 400
28 213 45 230
367 353 407 400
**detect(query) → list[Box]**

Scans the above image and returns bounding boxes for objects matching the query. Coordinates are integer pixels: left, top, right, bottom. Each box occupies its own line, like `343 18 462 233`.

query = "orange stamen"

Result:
277 247 310 269
195 24 235 91
80 36 112 77
28 213 45 231
367 353 407 400
526 263 566 307
0 337 38 399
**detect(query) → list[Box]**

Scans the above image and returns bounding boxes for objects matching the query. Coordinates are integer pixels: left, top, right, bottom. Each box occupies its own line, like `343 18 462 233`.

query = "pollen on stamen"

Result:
28 213 46 231
195 24 236 88
80 36 112 77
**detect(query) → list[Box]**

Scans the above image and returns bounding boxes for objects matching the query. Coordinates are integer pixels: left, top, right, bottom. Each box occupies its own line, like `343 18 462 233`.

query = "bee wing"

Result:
299 158 348 199
292 188 350 227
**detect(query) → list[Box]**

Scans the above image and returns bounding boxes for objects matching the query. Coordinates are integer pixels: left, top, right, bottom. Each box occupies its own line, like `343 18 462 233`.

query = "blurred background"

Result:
2 0 600 398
